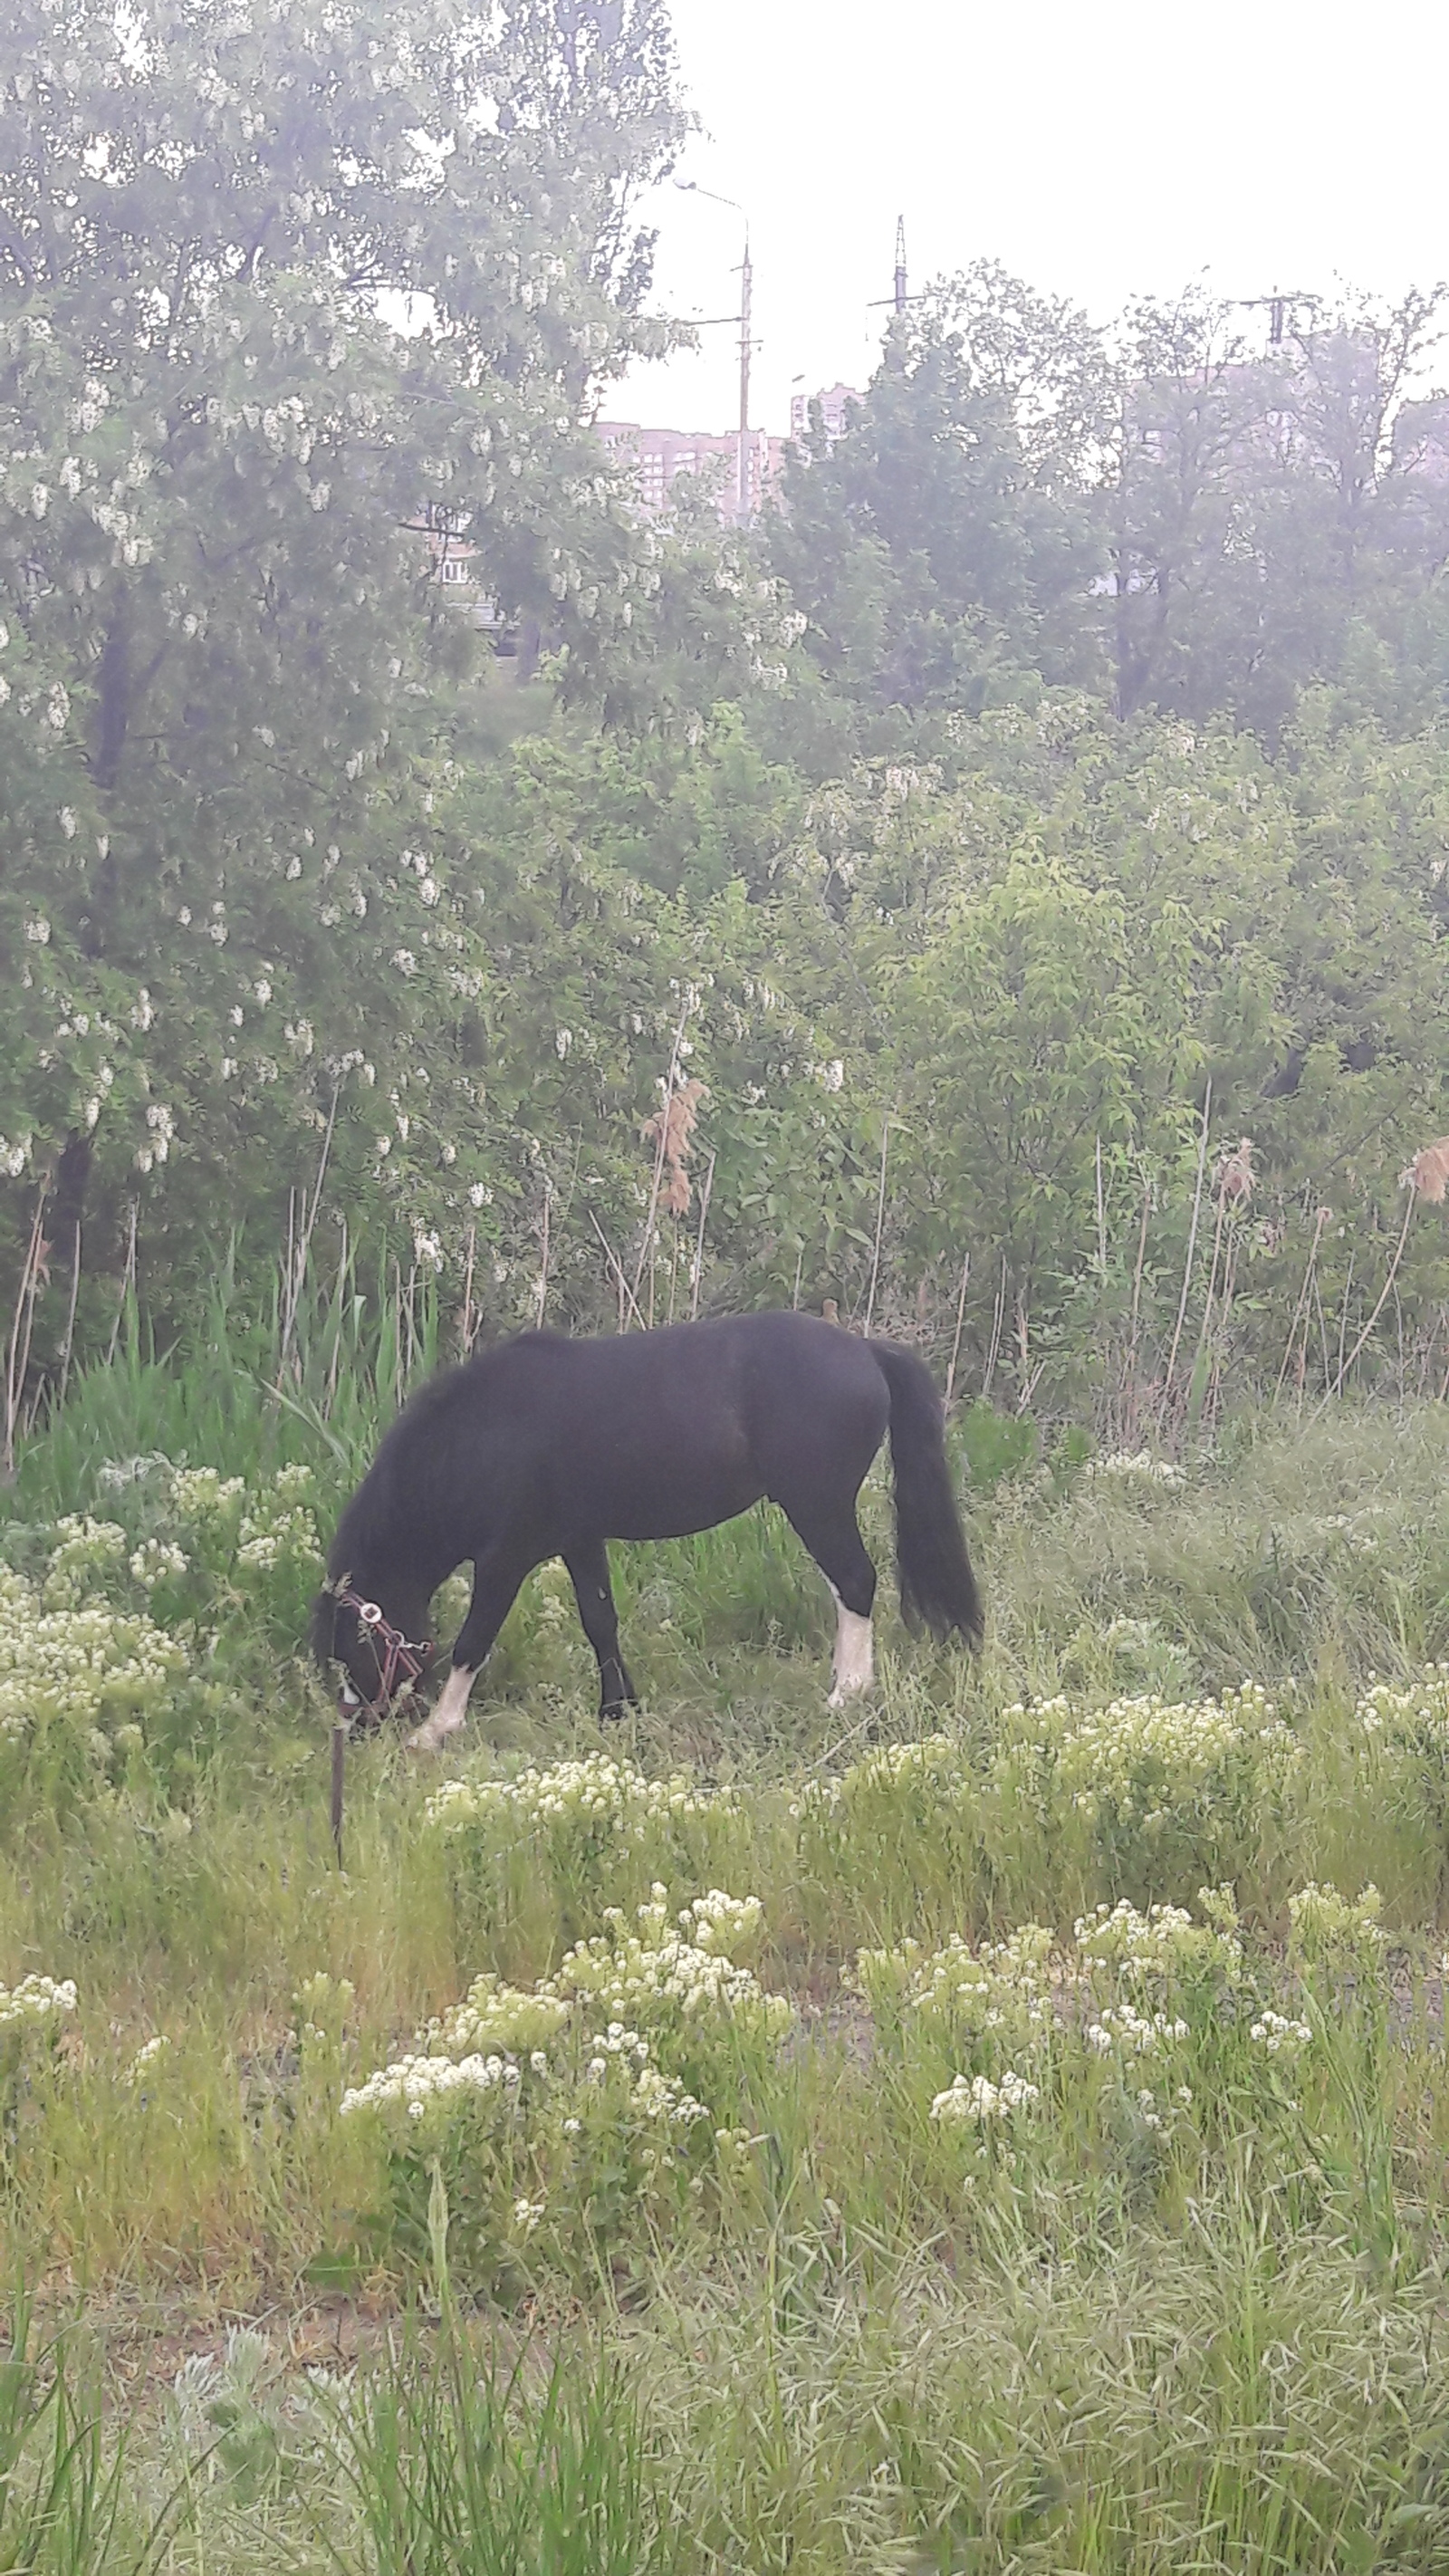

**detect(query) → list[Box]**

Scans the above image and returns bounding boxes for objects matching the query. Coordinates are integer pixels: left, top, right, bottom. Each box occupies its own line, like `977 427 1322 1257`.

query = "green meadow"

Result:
5 1307 1449 2570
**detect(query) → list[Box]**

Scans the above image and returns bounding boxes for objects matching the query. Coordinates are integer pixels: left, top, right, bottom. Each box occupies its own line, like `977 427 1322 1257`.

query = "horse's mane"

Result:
312 1331 570 1665
323 1331 568 1583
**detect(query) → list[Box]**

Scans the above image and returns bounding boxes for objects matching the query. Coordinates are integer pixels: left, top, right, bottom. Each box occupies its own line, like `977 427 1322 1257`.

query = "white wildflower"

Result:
931 2069 1040 2123
1250 2011 1312 2057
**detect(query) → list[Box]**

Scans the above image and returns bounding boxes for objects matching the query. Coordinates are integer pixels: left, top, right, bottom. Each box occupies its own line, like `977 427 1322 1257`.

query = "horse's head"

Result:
310 1575 435 1725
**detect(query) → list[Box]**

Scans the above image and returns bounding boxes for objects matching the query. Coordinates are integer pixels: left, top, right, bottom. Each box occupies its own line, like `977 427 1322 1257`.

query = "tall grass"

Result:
5 1233 441 1522
323 2312 679 2576
0 2295 185 2574
15 2225 1449 2572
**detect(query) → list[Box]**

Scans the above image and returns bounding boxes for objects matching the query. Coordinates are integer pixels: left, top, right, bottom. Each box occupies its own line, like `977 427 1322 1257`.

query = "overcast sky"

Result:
616 0 1449 437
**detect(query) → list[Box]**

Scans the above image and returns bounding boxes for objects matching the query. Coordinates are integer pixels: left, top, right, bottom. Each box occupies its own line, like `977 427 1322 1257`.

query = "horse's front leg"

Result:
563 1539 638 1723
407 1552 530 1753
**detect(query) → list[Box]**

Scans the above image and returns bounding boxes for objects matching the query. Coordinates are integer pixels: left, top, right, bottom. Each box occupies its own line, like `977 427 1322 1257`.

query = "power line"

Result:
1234 287 1320 348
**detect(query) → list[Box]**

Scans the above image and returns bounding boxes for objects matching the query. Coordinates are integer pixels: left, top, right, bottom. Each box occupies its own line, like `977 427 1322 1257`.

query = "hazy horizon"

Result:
617 0 1449 438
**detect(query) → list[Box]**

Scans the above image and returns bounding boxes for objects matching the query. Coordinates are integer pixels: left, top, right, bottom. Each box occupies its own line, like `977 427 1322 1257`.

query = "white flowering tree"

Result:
0 0 685 1320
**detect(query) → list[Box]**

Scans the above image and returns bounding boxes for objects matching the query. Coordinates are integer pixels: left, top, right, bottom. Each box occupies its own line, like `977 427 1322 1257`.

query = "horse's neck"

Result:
350 1475 463 1627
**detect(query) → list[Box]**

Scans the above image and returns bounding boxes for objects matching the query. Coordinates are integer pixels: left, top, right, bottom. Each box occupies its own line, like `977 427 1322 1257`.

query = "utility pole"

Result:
1235 285 1319 349
674 179 756 522
737 229 753 520
868 215 925 369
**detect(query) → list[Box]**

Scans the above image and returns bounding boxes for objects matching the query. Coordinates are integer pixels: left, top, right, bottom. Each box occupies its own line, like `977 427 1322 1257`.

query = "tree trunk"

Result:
47 1128 92 1273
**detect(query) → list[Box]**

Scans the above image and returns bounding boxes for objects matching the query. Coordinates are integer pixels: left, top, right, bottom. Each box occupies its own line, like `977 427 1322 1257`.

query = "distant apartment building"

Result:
788 381 863 444
593 384 866 521
594 418 787 521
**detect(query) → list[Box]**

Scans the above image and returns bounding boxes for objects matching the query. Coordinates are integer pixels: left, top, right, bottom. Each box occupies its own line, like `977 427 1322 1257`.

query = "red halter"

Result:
333 1587 433 1717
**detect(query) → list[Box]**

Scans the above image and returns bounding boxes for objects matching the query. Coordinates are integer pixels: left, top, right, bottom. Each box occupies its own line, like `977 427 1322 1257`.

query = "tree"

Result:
1099 284 1449 735
763 263 1106 735
0 0 685 1306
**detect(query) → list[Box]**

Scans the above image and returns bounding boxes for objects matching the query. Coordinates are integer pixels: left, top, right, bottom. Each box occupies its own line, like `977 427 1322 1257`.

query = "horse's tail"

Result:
869 1341 984 1647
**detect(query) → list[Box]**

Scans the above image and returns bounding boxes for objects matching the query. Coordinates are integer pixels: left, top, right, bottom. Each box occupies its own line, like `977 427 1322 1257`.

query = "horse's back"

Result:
369 1313 894 1554
500 1312 888 1543
730 1313 891 1492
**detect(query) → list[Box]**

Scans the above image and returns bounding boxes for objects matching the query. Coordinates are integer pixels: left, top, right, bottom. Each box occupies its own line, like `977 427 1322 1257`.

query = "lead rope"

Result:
327 1593 432 1872
331 1715 350 1869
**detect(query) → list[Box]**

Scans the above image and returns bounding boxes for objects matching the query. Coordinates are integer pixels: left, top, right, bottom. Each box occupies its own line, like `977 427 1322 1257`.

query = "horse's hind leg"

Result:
564 1540 638 1723
775 1490 878 1709
407 1552 529 1754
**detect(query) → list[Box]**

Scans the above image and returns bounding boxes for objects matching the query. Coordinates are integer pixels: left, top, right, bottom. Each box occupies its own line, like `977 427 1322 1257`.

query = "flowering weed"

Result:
339 1887 788 2291
424 1754 753 1968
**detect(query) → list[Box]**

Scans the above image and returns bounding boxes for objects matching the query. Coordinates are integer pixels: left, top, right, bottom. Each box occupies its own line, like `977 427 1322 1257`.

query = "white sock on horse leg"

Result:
407 1660 476 1752
827 1585 874 1707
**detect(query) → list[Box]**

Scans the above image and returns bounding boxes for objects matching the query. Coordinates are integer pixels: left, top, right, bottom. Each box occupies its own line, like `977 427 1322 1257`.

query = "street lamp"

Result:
674 179 753 522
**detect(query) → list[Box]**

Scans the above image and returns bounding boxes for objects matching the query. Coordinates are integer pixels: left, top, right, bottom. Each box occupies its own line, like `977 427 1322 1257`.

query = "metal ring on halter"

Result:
358 1600 384 1626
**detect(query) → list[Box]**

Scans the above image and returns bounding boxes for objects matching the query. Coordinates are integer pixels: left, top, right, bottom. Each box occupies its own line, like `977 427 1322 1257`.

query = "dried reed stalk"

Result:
106 1202 139 1367
277 1081 340 1387
689 1152 715 1322
1013 1292 1045 1414
1121 1169 1153 1450
1325 1139 1449 1400
460 1223 476 1358
1192 1191 1228 1398
944 1250 971 1410
1206 1220 1245 1427
641 1072 707 1327
632 1002 694 1322
1188 1137 1253 1421
1311 1264 1332 1396
862 1119 892 1338
55 1221 82 1415
326 1218 350 1408
982 1253 1007 1403
1334 1253 1355 1392
1160 1081 1213 1425
1274 1206 1330 1401
534 1176 552 1330
2 1180 51 1484
591 1211 648 1333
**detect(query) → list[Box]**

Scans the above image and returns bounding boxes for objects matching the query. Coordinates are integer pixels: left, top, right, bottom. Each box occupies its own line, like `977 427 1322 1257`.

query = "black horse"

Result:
311 1311 982 1752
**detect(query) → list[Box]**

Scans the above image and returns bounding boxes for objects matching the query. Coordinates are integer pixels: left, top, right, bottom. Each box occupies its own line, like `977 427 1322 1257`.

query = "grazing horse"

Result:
311 1311 982 1753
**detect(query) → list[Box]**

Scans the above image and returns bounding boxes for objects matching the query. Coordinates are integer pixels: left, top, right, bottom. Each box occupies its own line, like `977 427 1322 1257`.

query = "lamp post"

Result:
675 180 753 521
